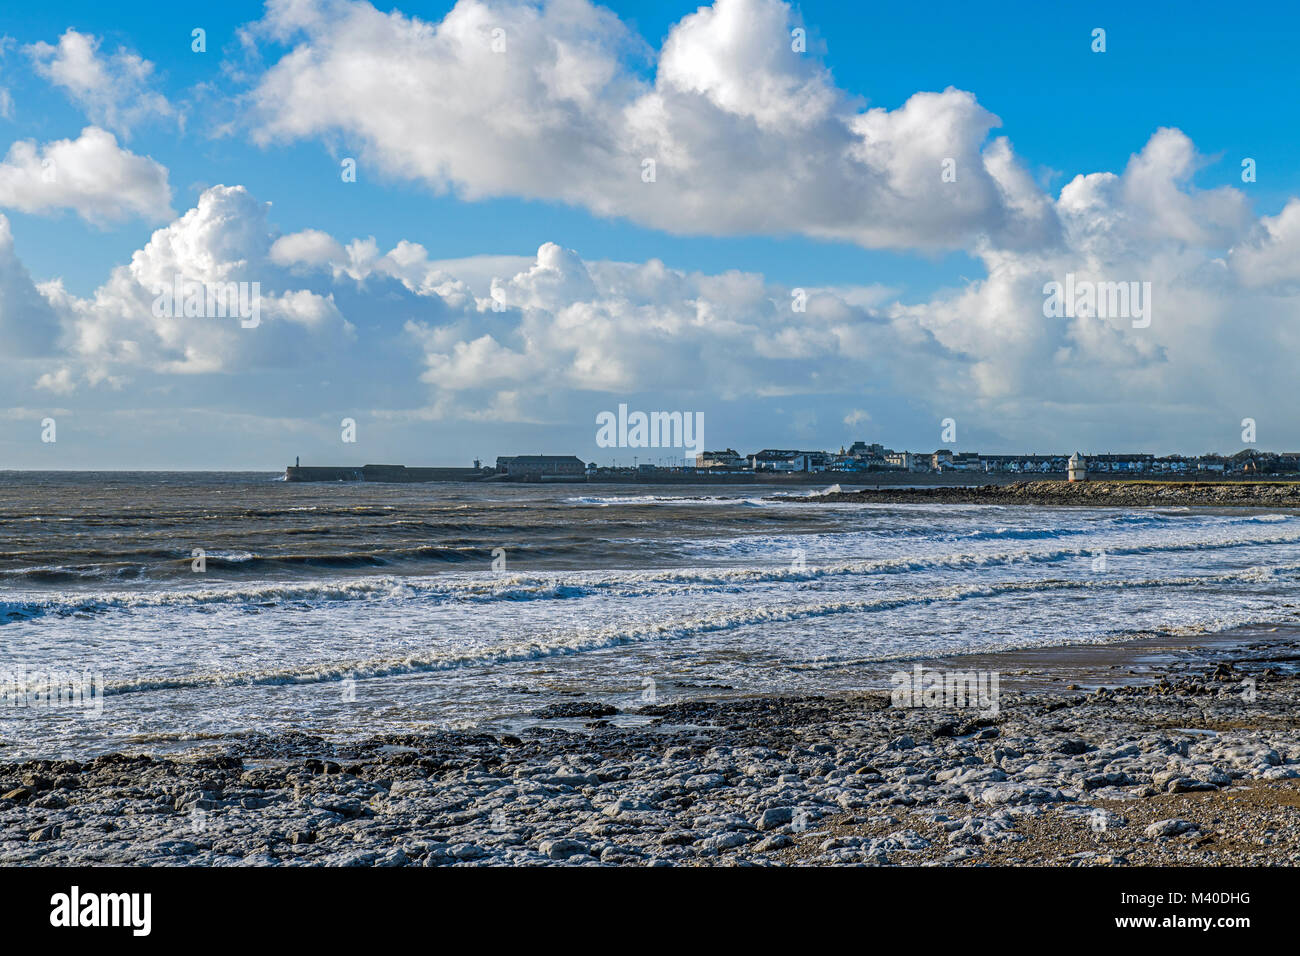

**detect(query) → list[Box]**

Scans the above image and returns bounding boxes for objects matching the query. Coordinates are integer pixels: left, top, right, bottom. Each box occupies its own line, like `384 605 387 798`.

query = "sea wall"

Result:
285 465 490 483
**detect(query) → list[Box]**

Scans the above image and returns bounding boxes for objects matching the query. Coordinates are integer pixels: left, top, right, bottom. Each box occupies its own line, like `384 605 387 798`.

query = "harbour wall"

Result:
285 465 493 483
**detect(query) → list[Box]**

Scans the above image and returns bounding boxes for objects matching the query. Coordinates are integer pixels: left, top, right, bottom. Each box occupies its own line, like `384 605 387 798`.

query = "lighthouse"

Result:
1068 452 1087 482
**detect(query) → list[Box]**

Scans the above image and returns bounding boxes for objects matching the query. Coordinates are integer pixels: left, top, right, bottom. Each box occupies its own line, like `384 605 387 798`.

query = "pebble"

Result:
3 659 1299 866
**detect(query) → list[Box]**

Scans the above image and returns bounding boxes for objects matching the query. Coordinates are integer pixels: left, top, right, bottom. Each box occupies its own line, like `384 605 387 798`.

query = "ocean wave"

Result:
768 484 844 499
7 526 1300 624
566 494 768 507
0 544 510 583
956 526 1091 542
91 561 1300 698
689 524 1300 567
786 604 1300 671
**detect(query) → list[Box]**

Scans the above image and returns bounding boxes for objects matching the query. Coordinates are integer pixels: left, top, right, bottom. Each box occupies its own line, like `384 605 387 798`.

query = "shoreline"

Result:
806 479 1300 508
916 621 1300 693
3 623 1298 866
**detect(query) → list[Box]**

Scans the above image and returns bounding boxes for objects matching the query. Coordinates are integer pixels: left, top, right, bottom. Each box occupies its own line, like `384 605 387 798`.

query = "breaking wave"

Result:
94 561 1300 697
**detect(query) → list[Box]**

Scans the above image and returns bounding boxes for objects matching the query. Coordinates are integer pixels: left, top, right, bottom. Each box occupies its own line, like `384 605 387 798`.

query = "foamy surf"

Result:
85 560 1300 699
6 476 1300 758
6 519 1300 625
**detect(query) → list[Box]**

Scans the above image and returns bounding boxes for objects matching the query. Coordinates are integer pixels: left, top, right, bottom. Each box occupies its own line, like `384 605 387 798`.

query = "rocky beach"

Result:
4 628 1299 867
812 480 1300 508
6 476 1300 868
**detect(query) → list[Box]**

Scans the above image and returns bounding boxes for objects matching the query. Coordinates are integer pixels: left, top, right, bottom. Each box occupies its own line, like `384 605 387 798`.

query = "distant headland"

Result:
284 444 1300 484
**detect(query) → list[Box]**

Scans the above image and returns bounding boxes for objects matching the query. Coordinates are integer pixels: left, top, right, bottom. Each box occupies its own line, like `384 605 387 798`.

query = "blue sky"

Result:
8 0 1298 296
3 0 1300 467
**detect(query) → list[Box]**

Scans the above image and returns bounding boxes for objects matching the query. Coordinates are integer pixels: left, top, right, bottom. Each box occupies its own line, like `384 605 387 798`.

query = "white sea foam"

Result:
567 493 769 506
8 490 1300 758
83 559 1300 698
6 520 1300 624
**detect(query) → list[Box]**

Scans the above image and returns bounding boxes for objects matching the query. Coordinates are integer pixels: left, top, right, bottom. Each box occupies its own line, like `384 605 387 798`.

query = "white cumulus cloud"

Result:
0 127 173 223
27 29 175 137
245 0 1058 252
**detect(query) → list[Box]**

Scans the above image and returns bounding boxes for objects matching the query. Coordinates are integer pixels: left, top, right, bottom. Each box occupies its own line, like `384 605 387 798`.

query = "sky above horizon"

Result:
2 0 1299 469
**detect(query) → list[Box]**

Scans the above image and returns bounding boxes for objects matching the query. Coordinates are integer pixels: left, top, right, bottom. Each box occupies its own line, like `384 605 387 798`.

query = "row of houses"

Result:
693 446 1300 475
494 448 1300 481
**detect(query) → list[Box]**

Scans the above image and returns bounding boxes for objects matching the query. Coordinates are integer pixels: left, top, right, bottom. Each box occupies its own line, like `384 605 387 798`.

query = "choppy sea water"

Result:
2 472 1299 759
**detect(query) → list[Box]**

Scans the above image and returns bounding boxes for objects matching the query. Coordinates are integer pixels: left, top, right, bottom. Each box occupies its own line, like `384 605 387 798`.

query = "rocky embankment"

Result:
810 480 1300 508
3 650 1300 866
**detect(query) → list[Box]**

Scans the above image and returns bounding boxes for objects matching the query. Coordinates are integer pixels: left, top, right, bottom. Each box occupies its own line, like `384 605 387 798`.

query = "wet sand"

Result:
924 622 1300 693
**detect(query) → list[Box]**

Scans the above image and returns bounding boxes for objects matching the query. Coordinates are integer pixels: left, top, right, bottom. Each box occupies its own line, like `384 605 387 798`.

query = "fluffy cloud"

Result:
252 123 1300 449
8 127 1300 451
24 183 930 422
246 0 1058 252
1229 199 1300 292
1 21 1298 454
43 185 356 386
234 0 1300 446
887 128 1297 448
288 237 942 418
27 29 174 136
0 127 172 223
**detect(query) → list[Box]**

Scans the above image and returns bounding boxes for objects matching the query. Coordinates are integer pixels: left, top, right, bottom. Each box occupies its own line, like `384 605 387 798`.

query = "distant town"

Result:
682 444 1300 477
286 444 1300 483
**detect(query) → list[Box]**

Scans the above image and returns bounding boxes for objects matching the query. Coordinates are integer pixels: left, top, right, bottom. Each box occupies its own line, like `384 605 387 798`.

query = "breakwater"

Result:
813 480 1300 508
285 464 493 483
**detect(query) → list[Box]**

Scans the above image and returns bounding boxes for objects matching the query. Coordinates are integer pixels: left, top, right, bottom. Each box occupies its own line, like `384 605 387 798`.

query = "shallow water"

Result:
2 472 1299 758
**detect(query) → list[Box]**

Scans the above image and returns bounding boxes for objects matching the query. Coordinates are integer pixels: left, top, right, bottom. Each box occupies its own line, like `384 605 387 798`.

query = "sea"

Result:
2 472 1299 759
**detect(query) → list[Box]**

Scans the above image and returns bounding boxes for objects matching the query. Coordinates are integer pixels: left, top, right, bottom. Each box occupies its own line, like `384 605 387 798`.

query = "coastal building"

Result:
847 441 886 459
829 450 886 471
801 451 834 472
695 449 747 470
1087 453 1154 474
751 449 807 472
495 455 586 481
289 442 1300 485
748 449 834 472
885 451 921 471
1152 455 1191 475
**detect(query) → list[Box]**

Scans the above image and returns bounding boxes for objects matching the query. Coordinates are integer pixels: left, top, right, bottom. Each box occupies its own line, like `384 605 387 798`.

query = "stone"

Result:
1144 818 1197 839
756 807 795 831
29 825 60 842
602 797 652 818
1055 740 1090 755
530 702 618 720
539 838 589 860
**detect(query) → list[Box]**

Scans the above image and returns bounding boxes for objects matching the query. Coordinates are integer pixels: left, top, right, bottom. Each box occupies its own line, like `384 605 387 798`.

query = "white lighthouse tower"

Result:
1068 452 1087 482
